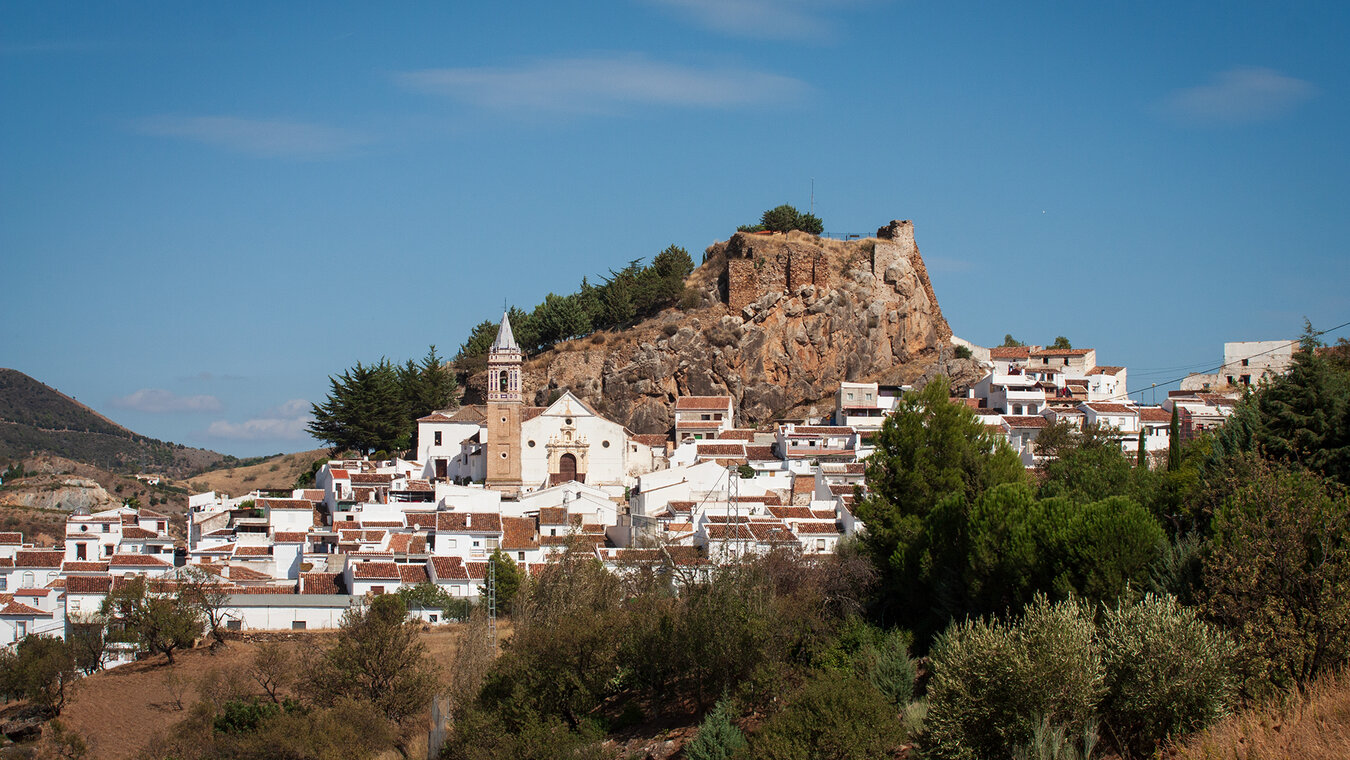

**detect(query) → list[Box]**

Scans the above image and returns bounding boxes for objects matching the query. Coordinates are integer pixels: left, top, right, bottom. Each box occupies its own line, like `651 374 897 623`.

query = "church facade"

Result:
417 313 661 497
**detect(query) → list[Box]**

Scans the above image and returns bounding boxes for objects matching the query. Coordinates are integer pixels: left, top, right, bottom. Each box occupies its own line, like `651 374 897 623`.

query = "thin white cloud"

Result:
132 115 371 158
110 388 223 414
647 0 865 39
1159 67 1316 125
206 400 312 441
396 55 809 114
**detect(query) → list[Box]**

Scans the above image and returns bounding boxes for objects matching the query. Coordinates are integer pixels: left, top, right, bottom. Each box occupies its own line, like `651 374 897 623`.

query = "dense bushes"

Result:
1202 457 1350 694
441 549 905 759
924 594 1236 759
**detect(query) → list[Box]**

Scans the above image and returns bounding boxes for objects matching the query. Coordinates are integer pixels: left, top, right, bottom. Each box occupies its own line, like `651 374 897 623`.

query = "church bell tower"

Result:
485 312 523 495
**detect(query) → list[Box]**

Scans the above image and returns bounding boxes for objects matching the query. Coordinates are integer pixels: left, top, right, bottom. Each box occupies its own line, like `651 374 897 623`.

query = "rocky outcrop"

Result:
510 220 955 433
0 475 117 511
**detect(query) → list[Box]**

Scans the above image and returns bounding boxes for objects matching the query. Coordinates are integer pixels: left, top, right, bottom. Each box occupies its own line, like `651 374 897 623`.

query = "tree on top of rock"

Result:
739 204 824 235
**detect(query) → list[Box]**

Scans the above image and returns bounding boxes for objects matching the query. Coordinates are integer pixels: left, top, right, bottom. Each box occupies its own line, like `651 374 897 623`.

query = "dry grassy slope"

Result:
186 448 330 496
56 627 471 760
1166 669 1350 760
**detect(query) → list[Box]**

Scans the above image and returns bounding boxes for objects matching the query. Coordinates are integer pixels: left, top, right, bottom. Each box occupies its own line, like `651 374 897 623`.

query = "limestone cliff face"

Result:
513 220 957 433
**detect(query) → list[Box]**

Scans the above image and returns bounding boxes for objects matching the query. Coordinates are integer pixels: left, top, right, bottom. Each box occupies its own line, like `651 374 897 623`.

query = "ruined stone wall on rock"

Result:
726 235 832 312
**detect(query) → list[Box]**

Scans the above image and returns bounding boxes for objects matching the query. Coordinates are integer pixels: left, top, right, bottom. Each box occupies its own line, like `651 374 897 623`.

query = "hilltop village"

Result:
0 303 1283 645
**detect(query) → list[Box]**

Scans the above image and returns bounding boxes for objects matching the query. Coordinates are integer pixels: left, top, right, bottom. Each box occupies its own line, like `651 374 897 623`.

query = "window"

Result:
602 440 610 448
1242 358 1249 367
429 614 438 623
292 621 307 630
846 392 854 400
371 586 385 595
102 524 109 533
76 543 86 560
434 431 442 446
528 440 536 447
518 551 525 561
23 571 34 587
226 620 242 631
473 540 480 548
817 539 826 550
701 413 711 420
16 622 27 637
550 528 557 536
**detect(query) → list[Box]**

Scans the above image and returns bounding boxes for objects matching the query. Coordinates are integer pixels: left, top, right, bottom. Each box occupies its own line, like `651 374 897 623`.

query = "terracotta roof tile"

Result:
1003 416 1049 429
436 512 503 533
990 347 1031 360
794 522 843 535
538 507 568 525
791 426 855 436
259 498 315 510
1030 348 1094 357
62 561 110 573
349 473 394 485
1083 403 1138 415
398 564 430 584
501 516 539 550
1139 407 1172 423
405 513 438 529
110 553 171 567
429 556 469 581
15 550 64 568
387 533 428 554
233 546 271 557
273 532 308 543
301 572 344 594
65 575 112 594
0 532 25 545
632 434 669 447
675 396 733 410
226 565 276 582
351 561 401 580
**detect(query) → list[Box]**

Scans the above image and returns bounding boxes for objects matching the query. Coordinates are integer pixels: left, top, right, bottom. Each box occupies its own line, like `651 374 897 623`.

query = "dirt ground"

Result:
57 625 472 760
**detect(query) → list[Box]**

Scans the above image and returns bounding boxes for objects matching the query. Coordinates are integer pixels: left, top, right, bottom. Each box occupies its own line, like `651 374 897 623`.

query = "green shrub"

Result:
923 596 1102 760
751 672 904 760
954 344 973 360
1100 593 1236 756
685 699 746 760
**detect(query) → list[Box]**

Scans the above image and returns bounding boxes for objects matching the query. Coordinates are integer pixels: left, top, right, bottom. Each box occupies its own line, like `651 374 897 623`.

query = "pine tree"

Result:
685 699 747 760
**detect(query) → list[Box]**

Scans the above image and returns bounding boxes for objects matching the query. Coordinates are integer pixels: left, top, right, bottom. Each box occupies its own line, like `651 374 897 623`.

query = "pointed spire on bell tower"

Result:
491 311 519 354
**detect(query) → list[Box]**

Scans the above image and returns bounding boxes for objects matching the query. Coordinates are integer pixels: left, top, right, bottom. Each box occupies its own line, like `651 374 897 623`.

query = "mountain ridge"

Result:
0 368 228 478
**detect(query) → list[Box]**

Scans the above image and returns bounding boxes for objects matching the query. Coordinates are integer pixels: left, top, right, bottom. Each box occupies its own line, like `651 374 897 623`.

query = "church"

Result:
416 313 663 498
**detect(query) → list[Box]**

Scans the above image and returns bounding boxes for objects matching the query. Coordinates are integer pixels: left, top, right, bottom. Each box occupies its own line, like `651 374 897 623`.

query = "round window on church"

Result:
602 440 610 448
501 417 507 424
500 452 508 459
528 440 536 447
565 418 573 425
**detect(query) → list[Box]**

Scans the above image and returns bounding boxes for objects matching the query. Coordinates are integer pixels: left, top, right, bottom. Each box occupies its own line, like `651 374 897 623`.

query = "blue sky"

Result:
3 1 1347 457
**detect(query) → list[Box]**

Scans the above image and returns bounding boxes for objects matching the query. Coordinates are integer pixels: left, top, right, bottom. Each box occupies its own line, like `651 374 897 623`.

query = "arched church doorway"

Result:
558 453 577 482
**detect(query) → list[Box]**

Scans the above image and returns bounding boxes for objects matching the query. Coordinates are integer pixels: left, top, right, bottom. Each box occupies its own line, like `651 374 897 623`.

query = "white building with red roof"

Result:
674 395 735 442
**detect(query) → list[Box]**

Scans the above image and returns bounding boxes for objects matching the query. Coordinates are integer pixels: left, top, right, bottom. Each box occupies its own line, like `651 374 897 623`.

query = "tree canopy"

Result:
308 345 456 455
453 245 696 370
738 204 824 235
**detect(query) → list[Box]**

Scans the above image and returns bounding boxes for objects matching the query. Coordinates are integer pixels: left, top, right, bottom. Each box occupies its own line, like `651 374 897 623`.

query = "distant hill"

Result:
0 368 228 478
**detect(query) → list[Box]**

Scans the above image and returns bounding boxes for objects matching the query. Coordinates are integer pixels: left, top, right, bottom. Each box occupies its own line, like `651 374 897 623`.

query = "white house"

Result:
674 396 734 442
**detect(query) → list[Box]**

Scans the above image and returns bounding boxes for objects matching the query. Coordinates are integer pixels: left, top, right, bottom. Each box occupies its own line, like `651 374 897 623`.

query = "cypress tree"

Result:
1137 428 1147 468
1168 406 1181 472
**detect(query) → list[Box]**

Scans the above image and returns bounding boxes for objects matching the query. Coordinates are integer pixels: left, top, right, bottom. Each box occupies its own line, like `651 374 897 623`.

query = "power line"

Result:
1111 320 1350 404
